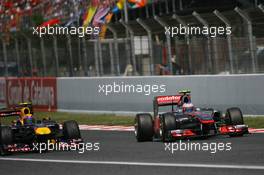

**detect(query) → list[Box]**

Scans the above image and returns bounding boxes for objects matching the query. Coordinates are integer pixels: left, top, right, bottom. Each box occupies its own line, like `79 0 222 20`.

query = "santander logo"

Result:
157 95 181 104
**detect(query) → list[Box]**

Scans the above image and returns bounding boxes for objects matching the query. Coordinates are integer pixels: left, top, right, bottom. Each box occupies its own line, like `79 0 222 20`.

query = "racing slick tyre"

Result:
134 113 153 142
161 113 177 142
63 120 81 140
225 108 244 125
0 126 13 156
225 108 245 137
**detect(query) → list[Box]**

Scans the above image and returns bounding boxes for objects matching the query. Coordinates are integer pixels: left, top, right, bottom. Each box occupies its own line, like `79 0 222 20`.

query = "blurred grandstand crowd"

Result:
0 0 88 32
0 0 264 77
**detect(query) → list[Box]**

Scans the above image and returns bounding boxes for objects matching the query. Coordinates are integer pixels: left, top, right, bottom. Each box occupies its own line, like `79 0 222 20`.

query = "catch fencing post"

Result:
193 11 214 74
77 37 82 74
52 35 59 77
172 14 193 74
172 0 176 13
40 37 47 76
258 4 264 71
14 37 22 76
145 4 149 18
27 38 33 77
179 0 183 10
165 0 169 14
122 2 132 73
234 7 257 73
120 19 138 75
258 4 264 72
82 37 88 76
1 39 8 77
97 38 104 76
154 16 173 74
136 18 154 75
109 42 115 76
107 25 120 75
21 33 34 77
151 1 156 16
214 10 235 74
94 40 100 77
66 35 74 76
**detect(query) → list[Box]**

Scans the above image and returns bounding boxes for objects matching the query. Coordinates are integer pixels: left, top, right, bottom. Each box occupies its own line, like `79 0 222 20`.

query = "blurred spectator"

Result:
157 56 183 75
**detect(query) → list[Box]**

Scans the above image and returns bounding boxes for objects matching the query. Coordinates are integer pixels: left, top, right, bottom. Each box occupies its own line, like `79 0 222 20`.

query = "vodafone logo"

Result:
157 95 181 104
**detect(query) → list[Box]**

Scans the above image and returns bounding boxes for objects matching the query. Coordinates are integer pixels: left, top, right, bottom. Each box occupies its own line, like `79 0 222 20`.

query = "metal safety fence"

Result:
1 6 264 77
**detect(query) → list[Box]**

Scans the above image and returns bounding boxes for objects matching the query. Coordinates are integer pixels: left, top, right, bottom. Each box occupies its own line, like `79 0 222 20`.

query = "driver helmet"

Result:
182 103 194 113
19 107 34 125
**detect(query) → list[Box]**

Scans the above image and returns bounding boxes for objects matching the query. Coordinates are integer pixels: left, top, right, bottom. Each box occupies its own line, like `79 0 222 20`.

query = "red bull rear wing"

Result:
0 109 20 118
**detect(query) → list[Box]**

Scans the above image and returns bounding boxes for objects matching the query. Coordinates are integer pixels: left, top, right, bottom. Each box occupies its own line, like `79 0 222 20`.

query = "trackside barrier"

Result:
1 75 264 115
0 78 6 108
57 74 264 115
2 77 57 111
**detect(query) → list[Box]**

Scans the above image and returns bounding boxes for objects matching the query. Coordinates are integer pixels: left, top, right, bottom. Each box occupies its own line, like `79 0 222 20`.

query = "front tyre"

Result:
0 126 13 156
134 113 153 142
225 107 244 125
225 108 245 137
63 120 81 140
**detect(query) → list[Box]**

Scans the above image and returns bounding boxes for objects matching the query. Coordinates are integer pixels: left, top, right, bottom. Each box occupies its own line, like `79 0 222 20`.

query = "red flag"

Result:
39 18 60 27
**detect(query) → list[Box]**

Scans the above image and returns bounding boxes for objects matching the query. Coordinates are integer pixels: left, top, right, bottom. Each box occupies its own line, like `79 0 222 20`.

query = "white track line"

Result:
0 158 264 170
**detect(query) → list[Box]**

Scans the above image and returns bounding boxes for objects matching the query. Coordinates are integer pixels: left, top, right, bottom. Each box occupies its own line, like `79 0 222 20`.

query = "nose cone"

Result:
35 127 51 135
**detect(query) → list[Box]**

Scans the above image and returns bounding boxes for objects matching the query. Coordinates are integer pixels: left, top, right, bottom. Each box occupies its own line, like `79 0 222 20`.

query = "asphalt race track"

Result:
0 131 264 175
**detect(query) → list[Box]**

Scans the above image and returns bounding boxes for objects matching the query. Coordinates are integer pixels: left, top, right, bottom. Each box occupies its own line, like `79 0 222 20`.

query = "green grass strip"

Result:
1 112 264 128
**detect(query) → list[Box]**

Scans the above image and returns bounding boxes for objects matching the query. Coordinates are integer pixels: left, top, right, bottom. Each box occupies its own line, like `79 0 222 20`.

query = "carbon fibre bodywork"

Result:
135 91 249 142
0 103 82 155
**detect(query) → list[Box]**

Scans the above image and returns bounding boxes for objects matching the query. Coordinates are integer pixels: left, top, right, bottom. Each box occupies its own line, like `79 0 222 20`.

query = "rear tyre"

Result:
161 113 177 142
134 113 153 142
0 126 13 156
63 121 81 140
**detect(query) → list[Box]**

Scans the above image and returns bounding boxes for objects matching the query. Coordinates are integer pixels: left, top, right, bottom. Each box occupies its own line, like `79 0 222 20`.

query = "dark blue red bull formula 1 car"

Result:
134 90 249 142
0 103 82 155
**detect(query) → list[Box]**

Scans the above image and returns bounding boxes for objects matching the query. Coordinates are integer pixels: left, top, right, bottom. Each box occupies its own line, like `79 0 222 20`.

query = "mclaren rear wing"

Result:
154 89 191 106
154 95 182 106
153 94 191 116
